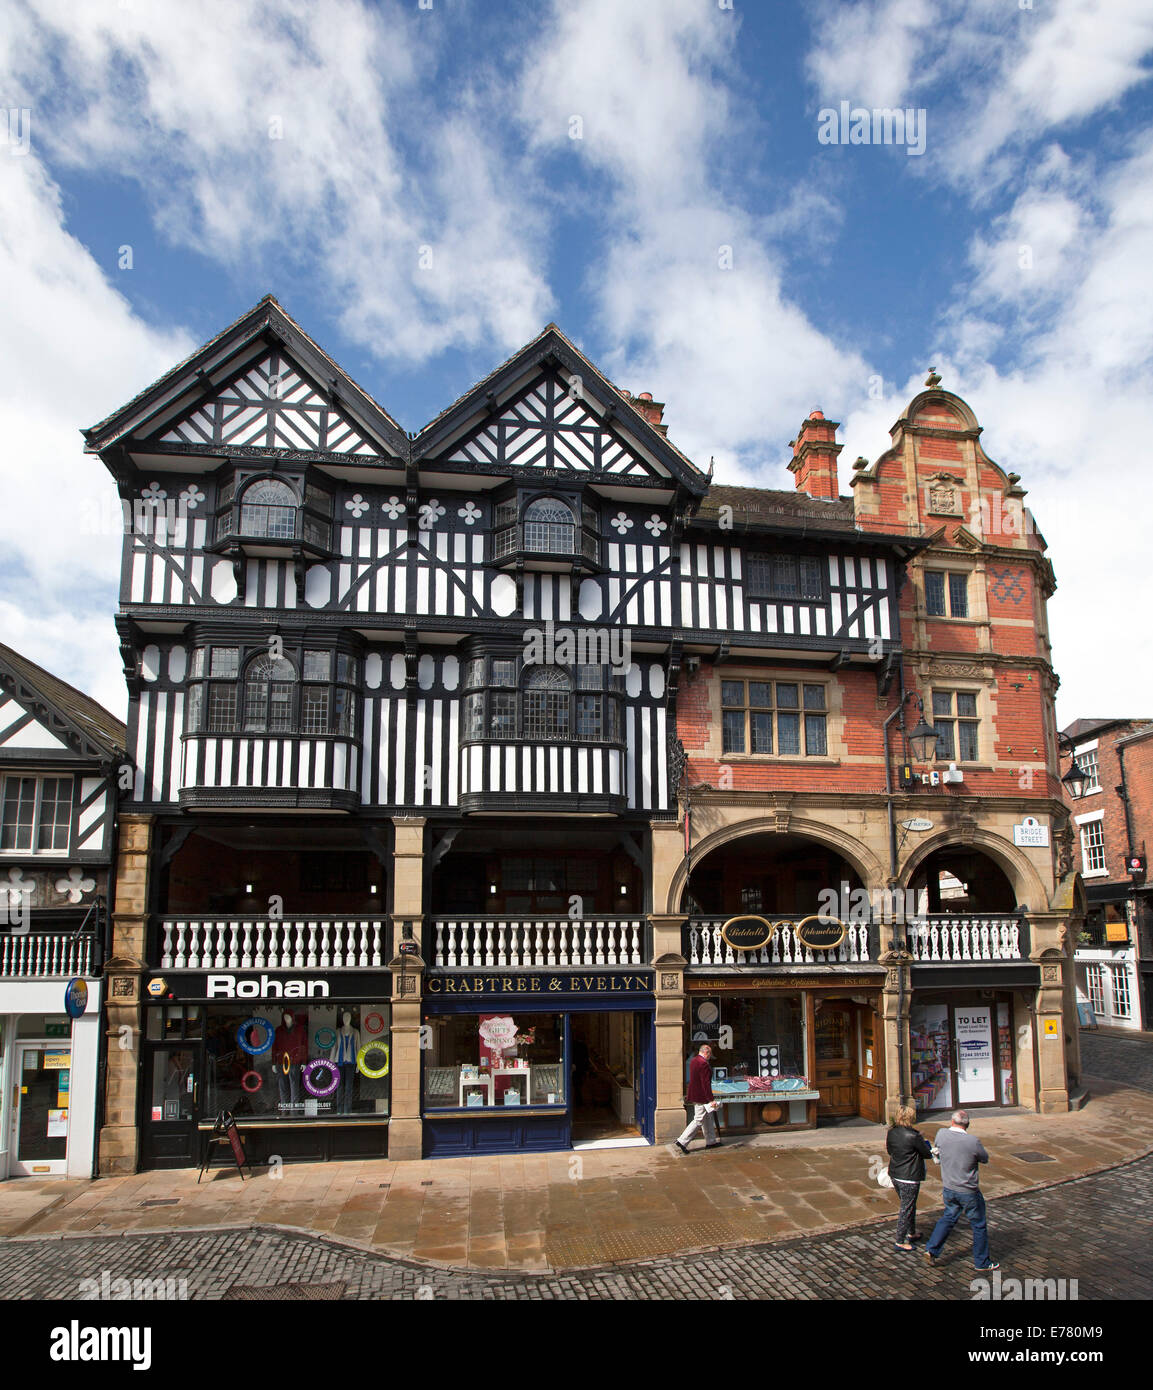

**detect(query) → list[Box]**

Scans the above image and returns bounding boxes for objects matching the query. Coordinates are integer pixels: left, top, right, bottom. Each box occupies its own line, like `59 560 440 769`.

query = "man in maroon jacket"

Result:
674 1043 722 1153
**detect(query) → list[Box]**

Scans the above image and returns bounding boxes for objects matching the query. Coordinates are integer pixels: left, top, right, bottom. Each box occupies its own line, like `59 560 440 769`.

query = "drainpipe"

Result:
883 682 909 1108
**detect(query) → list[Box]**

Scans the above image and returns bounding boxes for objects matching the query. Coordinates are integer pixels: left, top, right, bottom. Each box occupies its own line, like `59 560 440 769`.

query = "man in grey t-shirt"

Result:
924 1110 999 1270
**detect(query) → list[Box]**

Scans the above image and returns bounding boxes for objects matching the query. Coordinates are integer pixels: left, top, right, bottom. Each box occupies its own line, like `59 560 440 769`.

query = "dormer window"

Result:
491 490 599 567
214 470 333 550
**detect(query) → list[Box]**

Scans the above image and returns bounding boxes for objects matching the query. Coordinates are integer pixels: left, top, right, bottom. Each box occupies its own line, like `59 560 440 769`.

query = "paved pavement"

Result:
3 1151 1150 1300
5 1069 1149 1271
2 1029 1149 1309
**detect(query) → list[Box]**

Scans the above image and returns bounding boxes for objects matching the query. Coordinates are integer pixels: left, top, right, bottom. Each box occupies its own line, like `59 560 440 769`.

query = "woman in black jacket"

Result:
886 1104 935 1251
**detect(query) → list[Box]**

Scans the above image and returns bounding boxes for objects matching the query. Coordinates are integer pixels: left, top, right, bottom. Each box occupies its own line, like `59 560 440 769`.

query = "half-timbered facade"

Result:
87 299 1077 1168
0 642 125 1178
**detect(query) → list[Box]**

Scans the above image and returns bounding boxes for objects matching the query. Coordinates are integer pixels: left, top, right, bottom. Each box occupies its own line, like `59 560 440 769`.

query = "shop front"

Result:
0 980 103 1180
139 970 393 1168
908 987 1027 1113
685 972 887 1132
421 970 656 1157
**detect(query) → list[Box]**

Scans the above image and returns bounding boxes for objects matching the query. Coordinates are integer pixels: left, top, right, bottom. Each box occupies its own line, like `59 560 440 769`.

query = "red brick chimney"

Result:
788 410 842 500
631 391 668 435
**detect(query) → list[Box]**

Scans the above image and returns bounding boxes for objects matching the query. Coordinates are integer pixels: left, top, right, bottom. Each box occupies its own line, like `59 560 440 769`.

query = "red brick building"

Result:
1060 718 1153 1029
663 369 1081 1125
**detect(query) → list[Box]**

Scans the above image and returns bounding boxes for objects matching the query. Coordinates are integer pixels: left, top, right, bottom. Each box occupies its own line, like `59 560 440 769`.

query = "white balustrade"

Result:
0 932 94 978
904 916 1023 963
431 918 645 969
158 918 387 971
686 918 872 967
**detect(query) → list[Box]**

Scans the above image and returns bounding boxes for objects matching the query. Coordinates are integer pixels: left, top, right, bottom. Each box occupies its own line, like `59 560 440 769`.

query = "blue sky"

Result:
2 0 1152 725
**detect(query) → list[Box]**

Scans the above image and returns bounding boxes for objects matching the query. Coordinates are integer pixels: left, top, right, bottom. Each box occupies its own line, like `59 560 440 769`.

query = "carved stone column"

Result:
388 818 426 1161
99 814 154 1176
650 914 687 1143
1029 909 1072 1113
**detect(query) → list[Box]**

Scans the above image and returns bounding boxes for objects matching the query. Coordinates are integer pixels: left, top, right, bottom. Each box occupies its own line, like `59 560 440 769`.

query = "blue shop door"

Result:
635 1012 655 1143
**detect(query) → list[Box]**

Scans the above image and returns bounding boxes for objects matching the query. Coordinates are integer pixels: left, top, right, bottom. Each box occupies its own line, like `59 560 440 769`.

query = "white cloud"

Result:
10 0 554 363
836 126 1153 722
517 0 871 478
805 0 1153 192
0 157 192 718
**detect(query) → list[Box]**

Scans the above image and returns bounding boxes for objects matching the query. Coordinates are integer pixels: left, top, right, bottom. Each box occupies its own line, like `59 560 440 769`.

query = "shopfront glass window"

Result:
909 1004 953 1112
151 1048 196 1122
422 1013 565 1109
695 995 807 1089
202 1005 390 1121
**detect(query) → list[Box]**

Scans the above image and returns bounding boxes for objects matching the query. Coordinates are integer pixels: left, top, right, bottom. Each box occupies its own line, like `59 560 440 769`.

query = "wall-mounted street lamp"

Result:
1056 733 1090 800
906 701 939 764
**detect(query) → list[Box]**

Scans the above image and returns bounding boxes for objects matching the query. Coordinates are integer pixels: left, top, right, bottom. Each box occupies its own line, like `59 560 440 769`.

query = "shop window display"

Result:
203 1005 390 1120
909 1005 953 1112
422 1013 565 1109
699 994 808 1093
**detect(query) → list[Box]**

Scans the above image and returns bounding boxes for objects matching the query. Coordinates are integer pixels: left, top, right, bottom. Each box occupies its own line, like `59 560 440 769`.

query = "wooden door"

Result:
815 1001 858 1116
856 1006 885 1122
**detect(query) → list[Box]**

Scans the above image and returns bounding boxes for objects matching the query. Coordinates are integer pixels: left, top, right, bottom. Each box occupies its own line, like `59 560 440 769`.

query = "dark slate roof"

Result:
1060 717 1140 741
0 641 126 758
692 484 858 531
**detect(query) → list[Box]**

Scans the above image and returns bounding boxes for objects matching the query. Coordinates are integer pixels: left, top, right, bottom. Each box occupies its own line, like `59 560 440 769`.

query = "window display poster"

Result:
954 1006 995 1104
909 1004 952 1112
997 1002 1013 1106
47 1109 68 1138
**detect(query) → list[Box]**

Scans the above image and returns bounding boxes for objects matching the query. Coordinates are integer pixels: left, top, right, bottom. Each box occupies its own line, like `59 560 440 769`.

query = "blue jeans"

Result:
926 1186 992 1268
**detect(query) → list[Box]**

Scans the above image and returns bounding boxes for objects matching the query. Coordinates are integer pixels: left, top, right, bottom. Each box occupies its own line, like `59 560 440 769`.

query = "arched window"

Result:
522 498 576 555
244 654 297 732
238 478 298 540
461 656 623 744
186 644 359 737
523 667 571 739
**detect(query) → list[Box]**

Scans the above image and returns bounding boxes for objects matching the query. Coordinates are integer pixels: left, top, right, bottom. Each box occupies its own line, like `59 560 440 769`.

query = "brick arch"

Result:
898 829 1049 912
663 816 885 916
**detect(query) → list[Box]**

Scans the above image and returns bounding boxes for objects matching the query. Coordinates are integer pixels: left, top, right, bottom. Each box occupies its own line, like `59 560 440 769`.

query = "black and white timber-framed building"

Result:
87 296 1076 1169
0 641 126 1179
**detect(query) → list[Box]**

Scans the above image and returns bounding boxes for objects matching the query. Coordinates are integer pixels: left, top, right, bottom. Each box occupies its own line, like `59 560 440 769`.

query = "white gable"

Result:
0 694 70 750
444 373 670 479
153 352 380 456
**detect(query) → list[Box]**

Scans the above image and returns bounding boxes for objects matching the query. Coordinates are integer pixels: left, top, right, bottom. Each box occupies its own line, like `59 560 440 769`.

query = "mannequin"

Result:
273 1009 309 1110
326 1009 360 1114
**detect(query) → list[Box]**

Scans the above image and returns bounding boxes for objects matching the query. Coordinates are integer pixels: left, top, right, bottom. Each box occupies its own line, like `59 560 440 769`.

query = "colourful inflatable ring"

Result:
363 1011 386 1036
281 1051 292 1075
356 1042 390 1079
302 1058 340 1098
314 1026 337 1051
241 1071 262 1093
237 1017 274 1056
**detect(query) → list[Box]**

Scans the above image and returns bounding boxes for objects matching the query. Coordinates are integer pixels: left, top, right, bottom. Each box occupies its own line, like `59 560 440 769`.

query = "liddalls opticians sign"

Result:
426 972 655 996
720 916 778 952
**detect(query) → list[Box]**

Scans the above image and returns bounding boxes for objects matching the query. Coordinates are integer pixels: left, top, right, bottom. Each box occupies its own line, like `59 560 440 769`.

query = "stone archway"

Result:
665 815 883 917
899 829 1049 913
